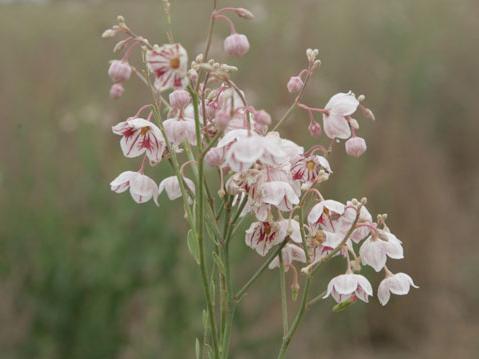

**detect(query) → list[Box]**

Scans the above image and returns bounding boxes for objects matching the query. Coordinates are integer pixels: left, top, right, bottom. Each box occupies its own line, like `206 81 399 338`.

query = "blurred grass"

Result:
1 0 479 358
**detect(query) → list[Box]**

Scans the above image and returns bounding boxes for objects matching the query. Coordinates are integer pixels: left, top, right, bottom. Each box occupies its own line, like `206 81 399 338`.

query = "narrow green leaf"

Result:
195 338 201 359
187 230 200 265
212 251 225 275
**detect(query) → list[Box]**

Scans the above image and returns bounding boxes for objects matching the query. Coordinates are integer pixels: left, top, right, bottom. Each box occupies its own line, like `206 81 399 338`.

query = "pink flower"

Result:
269 243 306 271
163 116 197 146
287 76 304 93
309 228 343 261
359 232 404 272
260 181 300 212
254 110 272 126
159 176 195 201
245 219 301 256
110 171 159 205
307 200 345 226
224 33 250 57
323 273 373 303
291 155 331 186
378 272 418 305
308 121 322 138
112 118 166 164
322 92 359 140
109 83 124 99
345 136 367 157
225 133 264 172
108 60 132 83
146 43 188 92
169 89 191 110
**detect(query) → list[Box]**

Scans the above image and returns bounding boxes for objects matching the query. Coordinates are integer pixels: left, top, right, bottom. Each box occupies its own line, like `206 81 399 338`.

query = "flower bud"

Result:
308 121 322 138
108 60 131 83
214 110 231 130
254 122 268 135
205 148 224 167
224 33 250 57
235 8 255 19
345 136 367 157
169 89 191 110
254 110 271 126
102 28 117 38
109 83 124 99
287 76 304 93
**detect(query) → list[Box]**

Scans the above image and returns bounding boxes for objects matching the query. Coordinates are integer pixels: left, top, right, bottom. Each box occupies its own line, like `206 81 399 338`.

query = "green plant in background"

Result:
103 1 416 358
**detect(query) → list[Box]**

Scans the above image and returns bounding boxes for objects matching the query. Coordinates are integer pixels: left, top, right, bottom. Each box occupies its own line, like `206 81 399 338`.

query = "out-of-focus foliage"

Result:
0 0 478 358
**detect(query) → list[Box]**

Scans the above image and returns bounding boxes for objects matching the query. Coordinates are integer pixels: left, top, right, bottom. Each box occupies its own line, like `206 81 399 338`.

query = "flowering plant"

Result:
103 2 417 358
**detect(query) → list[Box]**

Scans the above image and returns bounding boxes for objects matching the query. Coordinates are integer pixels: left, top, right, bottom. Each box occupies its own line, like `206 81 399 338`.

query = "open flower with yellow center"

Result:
146 43 188 92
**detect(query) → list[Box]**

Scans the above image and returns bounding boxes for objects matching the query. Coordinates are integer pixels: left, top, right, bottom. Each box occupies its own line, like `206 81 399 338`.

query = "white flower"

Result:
269 243 306 271
359 234 404 272
378 272 418 305
309 229 343 261
112 118 166 165
323 273 373 303
159 176 195 200
260 181 300 212
322 92 359 140
225 134 264 172
146 43 188 92
307 200 345 226
291 154 331 185
245 219 301 256
110 171 159 205
163 116 197 146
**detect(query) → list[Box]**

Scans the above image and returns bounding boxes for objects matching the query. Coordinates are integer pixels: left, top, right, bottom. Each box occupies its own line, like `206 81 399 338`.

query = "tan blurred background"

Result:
1 0 479 358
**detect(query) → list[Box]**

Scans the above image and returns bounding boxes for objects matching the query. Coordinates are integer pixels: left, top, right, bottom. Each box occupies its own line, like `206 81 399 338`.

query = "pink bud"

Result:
345 137 367 157
308 121 322 138
108 60 131 83
215 110 231 130
205 147 224 167
254 110 271 126
169 89 191 110
287 76 304 93
254 122 268 135
224 33 250 57
109 83 125 99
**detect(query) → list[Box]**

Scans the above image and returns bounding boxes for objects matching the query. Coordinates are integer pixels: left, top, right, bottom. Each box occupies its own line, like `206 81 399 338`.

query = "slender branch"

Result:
279 255 289 337
234 240 289 302
272 65 314 131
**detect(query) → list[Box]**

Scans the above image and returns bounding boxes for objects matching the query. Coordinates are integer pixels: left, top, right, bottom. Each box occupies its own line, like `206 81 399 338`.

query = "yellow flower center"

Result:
169 57 180 69
306 160 316 171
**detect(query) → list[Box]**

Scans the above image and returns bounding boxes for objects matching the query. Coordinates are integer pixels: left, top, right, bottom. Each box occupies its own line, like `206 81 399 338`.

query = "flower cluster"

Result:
102 6 416 358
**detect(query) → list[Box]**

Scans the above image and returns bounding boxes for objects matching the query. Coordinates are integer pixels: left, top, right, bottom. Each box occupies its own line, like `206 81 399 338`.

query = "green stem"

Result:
234 240 289 302
192 89 219 359
279 255 288 337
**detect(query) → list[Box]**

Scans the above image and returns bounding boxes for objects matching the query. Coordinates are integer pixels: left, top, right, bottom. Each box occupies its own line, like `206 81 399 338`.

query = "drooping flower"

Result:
169 89 191 110
307 200 345 227
378 272 418 305
287 76 304 93
112 118 166 164
146 43 188 92
159 176 195 201
225 134 264 172
323 273 373 303
110 171 159 205
163 115 197 146
359 233 404 272
345 136 367 157
308 228 343 261
108 60 132 83
224 33 250 57
269 243 306 271
245 219 301 256
260 181 300 212
322 92 359 140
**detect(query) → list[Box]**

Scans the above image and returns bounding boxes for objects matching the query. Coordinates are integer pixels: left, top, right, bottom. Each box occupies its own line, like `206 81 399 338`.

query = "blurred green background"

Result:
1 0 479 358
